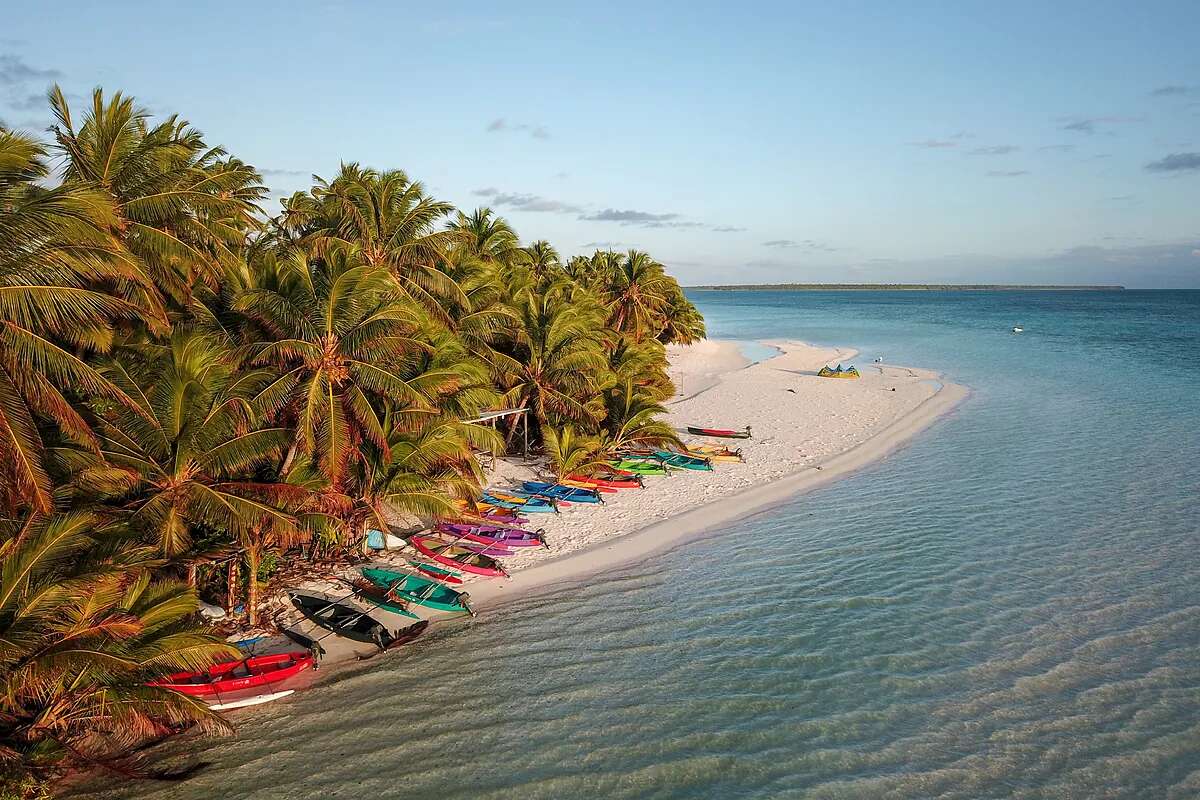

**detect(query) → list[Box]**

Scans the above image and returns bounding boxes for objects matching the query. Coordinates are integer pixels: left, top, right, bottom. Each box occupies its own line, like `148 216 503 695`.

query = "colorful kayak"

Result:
288 592 420 646
518 482 603 503
481 492 557 513
487 488 571 507
685 444 744 463
411 560 464 584
609 459 669 476
438 522 547 548
209 689 296 711
428 534 513 557
686 425 752 439
566 473 644 490
411 535 508 578
653 450 713 471
362 567 473 614
151 652 314 697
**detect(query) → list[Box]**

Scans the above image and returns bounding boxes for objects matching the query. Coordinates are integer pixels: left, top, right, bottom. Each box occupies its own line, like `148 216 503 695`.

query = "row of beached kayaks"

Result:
167 427 751 710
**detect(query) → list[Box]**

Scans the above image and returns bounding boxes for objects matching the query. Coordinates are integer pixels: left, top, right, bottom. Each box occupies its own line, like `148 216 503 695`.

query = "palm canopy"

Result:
0 511 237 775
0 128 154 516
62 330 301 557
235 243 436 487
49 87 266 315
501 287 609 431
279 164 465 315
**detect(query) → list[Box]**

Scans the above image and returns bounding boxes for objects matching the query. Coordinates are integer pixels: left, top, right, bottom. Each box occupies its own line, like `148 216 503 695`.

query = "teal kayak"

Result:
362 567 472 614
654 450 713 471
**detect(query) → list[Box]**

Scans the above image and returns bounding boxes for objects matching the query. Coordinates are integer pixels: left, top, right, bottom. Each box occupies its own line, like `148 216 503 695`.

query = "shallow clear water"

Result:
86 291 1200 799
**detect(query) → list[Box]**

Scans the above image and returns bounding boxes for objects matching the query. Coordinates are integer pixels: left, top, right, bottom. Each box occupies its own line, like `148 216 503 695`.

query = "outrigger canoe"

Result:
481 492 557 513
411 560 464 584
151 652 314 697
428 534 513 557
362 567 473 615
287 592 425 646
685 444 744 463
437 522 547 548
653 450 713 471
566 473 643 490
487 488 572 508
686 425 752 439
411 535 508 578
519 481 603 503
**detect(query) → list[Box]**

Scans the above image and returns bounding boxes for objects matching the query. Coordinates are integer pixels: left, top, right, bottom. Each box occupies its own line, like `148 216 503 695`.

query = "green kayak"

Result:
362 567 472 614
609 459 669 475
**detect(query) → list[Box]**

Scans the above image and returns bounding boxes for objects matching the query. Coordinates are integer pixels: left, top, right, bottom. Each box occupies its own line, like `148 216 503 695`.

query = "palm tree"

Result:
62 330 302 557
0 511 237 779
656 278 707 344
543 425 606 478
48 87 266 315
500 287 609 436
603 250 671 341
451 207 529 269
284 164 465 316
234 244 434 487
0 129 154 516
600 380 680 455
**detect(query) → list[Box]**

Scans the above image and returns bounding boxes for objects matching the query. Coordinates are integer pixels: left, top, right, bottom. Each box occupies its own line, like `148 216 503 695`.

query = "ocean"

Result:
83 290 1200 799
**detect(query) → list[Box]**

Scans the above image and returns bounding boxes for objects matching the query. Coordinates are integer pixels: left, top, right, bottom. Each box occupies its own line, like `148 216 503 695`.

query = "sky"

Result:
2 0 1198 287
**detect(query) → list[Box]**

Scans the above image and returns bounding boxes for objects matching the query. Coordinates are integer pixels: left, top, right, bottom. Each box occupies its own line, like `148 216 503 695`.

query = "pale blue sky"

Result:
3 1 1198 286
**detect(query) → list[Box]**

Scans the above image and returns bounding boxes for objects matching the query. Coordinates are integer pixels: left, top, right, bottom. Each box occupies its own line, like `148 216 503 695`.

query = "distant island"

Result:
686 284 1126 291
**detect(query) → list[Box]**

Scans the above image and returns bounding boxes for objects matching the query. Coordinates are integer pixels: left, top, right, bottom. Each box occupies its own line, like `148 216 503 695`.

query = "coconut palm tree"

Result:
603 250 672 341
500 287 609 436
600 380 680 455
234 244 434 487
0 129 155 516
48 87 265 315
284 164 465 316
0 511 237 780
543 425 607 478
451 207 529 269
61 330 302 557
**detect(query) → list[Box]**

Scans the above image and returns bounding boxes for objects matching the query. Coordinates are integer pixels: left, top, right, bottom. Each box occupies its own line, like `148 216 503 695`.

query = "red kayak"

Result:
411 535 509 578
151 652 314 697
686 425 752 439
566 473 643 490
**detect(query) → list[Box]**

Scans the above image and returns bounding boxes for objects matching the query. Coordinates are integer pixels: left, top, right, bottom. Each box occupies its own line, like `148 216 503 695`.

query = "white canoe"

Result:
208 689 295 711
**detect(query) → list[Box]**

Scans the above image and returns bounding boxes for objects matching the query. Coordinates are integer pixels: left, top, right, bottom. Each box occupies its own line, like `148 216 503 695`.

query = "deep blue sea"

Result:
88 290 1200 799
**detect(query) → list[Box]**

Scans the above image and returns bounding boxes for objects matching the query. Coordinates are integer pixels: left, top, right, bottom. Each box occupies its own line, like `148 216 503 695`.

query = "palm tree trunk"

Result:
225 559 238 614
246 547 260 627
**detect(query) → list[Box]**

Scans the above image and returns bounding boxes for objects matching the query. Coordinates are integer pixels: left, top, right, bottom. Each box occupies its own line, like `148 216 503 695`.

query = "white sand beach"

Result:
266 340 966 659
465 340 968 604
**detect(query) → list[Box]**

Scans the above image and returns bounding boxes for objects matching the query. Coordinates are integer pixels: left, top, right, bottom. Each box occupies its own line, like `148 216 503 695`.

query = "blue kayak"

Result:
520 481 603 503
481 492 558 513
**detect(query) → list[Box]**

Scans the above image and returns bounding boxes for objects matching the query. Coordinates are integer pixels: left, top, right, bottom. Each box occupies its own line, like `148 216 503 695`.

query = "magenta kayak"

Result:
438 523 547 548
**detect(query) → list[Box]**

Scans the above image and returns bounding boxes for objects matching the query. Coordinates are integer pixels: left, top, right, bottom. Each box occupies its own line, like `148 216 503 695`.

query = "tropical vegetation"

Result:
0 87 703 794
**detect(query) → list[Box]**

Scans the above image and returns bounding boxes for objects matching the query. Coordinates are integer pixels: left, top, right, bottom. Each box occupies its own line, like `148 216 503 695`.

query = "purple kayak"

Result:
429 532 515 557
438 523 547 548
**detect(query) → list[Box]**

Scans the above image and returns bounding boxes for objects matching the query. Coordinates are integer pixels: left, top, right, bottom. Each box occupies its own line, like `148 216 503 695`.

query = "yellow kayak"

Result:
685 445 744 463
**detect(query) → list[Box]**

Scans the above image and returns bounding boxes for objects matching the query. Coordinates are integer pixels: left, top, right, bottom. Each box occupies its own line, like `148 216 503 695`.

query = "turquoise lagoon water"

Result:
90 291 1200 799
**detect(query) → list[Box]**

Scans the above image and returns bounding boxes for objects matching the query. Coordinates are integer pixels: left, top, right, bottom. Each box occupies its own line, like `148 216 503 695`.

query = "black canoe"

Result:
287 592 429 651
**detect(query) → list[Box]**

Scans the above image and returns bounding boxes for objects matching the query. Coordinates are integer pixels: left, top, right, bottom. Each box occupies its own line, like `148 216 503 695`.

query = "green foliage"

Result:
0 88 705 790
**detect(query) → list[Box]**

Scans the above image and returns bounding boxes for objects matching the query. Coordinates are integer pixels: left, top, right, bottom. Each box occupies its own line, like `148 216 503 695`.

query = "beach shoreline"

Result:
465 340 968 608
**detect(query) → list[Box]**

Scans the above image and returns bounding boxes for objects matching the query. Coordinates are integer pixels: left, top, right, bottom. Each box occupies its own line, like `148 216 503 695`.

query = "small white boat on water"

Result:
208 689 295 711
1012 326 1023 333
